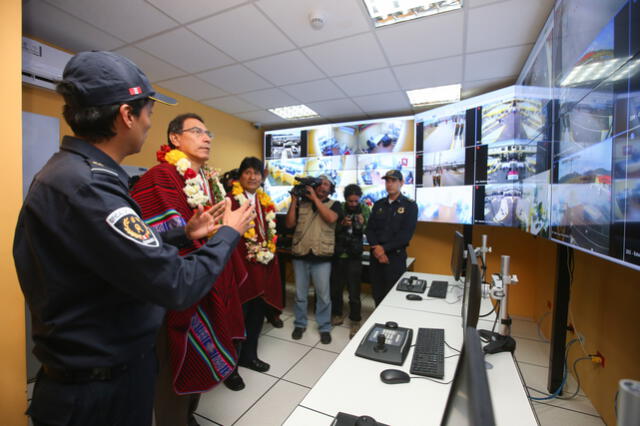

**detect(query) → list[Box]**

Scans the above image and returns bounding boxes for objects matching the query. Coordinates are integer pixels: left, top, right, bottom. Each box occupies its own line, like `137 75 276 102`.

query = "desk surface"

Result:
284 271 537 426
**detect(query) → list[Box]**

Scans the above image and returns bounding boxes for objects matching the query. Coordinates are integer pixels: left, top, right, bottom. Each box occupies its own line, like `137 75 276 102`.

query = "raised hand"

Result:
223 198 256 235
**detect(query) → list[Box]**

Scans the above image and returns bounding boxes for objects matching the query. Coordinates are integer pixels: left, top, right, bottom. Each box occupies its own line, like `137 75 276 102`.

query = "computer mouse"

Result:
380 369 411 384
384 321 398 329
406 294 423 301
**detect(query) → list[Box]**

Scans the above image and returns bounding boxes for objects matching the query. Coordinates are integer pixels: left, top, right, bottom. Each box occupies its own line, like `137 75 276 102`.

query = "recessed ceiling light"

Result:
268 104 319 120
406 84 461 107
363 0 462 28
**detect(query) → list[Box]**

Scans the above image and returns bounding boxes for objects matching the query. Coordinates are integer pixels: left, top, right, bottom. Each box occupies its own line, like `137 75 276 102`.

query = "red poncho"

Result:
131 162 246 394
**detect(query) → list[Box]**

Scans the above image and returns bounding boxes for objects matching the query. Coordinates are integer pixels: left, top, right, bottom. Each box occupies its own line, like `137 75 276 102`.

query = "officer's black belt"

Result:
42 363 129 383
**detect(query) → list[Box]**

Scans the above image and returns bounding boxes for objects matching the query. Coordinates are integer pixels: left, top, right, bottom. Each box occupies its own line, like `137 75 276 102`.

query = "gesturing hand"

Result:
185 201 226 240
223 198 256 235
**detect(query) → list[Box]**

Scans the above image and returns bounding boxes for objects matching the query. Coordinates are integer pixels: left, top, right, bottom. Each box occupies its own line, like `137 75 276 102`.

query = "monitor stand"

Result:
480 256 517 355
480 330 516 354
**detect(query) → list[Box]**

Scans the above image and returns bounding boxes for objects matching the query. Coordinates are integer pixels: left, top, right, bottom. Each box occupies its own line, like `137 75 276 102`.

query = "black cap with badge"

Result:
62 51 177 107
382 169 403 181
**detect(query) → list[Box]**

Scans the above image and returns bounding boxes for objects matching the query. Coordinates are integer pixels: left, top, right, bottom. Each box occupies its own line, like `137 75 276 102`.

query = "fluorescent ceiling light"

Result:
363 0 462 28
406 84 461 107
268 104 319 120
560 57 628 86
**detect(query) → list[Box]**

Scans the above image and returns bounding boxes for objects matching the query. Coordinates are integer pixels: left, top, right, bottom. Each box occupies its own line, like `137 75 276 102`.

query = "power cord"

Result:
409 376 454 385
526 338 595 401
444 340 460 353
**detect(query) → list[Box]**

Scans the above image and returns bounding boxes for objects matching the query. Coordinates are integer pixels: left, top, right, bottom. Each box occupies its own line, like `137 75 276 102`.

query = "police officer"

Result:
13 51 255 426
365 170 418 305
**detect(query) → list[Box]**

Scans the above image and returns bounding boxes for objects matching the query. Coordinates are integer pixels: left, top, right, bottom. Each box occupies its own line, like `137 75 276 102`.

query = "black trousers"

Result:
330 257 362 321
370 250 407 306
29 352 157 426
239 296 266 363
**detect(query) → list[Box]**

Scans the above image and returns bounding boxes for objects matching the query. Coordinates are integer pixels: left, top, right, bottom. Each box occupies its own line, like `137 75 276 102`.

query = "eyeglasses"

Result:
178 127 214 139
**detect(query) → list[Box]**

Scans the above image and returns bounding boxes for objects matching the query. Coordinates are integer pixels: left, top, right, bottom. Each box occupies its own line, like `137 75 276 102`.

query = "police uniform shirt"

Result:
365 194 418 254
13 136 240 369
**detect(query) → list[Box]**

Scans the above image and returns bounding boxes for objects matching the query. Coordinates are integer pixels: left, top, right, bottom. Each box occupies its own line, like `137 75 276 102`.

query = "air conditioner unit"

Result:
22 37 72 91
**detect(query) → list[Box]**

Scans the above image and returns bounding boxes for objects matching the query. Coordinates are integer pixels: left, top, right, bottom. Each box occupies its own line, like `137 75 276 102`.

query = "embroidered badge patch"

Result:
106 207 159 247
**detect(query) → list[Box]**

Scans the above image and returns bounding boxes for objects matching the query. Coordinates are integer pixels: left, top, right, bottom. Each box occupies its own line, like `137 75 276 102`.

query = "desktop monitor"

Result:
440 327 496 426
450 231 465 281
461 244 482 329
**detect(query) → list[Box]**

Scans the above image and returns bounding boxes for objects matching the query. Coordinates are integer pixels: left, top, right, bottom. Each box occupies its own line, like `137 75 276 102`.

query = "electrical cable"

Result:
491 300 501 333
526 339 591 401
409 376 454 385
444 340 460 353
480 302 497 318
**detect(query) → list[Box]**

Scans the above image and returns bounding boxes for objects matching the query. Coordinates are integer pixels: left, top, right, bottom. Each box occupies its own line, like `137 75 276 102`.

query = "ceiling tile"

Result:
377 10 464 65
306 98 364 119
235 110 289 125
352 91 412 115
464 45 532 81
198 65 272 94
256 0 371 47
281 79 345 103
244 50 325 86
201 96 260 114
393 56 463 90
136 28 234 73
113 46 185 82
24 0 125 52
47 0 177 43
304 33 387 77
189 5 294 61
462 76 515 98
332 68 399 97
145 0 247 24
156 76 227 101
466 0 555 53
239 88 298 109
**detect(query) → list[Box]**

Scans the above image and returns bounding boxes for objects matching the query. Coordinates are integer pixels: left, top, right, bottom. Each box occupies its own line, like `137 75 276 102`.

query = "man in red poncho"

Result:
131 113 247 426
223 157 283 390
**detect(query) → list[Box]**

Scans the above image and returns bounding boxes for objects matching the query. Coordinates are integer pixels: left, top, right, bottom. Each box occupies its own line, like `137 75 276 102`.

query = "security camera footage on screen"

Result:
263 118 415 214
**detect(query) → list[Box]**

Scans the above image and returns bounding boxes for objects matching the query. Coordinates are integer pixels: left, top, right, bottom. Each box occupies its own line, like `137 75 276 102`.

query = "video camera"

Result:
291 176 323 200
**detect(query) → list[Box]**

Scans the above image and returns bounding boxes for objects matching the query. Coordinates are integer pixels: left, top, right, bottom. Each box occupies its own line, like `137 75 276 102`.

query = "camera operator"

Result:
366 170 418 306
330 184 370 338
285 175 343 344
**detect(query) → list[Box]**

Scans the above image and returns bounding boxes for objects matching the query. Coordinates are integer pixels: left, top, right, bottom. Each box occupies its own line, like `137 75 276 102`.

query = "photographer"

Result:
330 184 370 338
285 175 343 344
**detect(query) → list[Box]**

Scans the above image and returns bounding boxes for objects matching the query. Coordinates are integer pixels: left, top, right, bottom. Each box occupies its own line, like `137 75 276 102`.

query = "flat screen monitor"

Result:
461 244 481 329
450 231 465 281
440 327 496 426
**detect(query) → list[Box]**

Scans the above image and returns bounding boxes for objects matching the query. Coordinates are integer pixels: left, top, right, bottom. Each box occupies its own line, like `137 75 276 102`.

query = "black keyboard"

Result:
427 281 449 298
410 328 445 379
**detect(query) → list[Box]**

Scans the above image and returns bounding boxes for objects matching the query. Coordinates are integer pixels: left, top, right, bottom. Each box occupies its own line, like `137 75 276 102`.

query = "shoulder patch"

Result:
106 207 159 247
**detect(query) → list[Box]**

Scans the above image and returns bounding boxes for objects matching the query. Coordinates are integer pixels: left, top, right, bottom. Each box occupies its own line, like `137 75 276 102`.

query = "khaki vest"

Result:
292 200 336 257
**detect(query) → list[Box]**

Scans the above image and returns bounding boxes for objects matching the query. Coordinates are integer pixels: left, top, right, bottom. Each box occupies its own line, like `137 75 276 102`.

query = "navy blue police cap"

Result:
382 169 403 181
62 51 177 107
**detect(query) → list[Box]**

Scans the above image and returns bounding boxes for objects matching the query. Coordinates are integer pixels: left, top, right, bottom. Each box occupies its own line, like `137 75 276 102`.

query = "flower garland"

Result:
231 181 277 265
156 145 226 208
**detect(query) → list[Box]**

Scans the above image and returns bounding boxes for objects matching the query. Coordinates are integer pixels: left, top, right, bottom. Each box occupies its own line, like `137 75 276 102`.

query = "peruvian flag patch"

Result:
129 86 142 95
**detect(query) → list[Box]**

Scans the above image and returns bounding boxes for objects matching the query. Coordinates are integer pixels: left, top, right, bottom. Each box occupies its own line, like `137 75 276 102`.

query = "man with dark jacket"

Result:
365 170 418 305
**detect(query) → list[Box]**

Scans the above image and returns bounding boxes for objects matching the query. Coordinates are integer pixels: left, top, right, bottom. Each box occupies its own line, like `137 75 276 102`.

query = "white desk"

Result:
381 271 494 317
284 272 538 426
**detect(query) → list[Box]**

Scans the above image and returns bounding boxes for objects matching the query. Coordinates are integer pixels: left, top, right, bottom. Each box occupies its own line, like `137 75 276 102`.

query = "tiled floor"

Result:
26 285 605 426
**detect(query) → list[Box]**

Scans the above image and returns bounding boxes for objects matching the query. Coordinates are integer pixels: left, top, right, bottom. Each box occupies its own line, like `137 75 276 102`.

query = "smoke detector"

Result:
309 10 326 30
